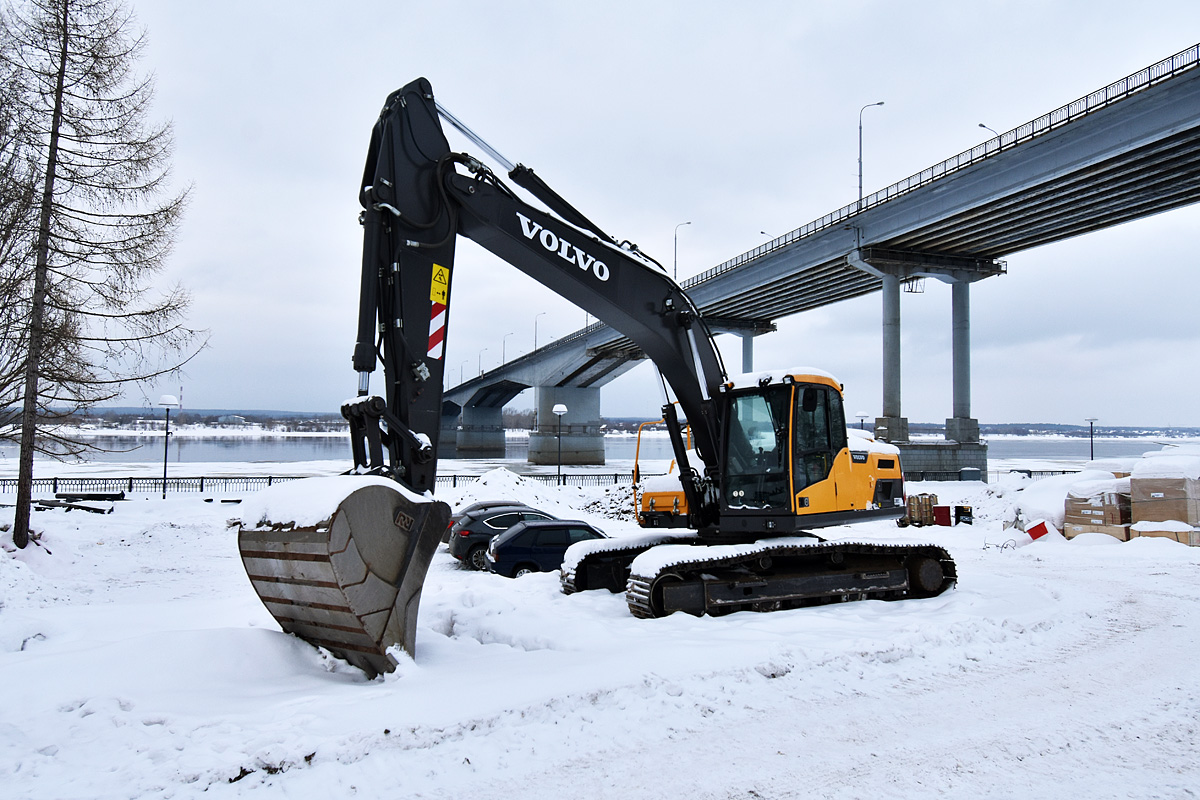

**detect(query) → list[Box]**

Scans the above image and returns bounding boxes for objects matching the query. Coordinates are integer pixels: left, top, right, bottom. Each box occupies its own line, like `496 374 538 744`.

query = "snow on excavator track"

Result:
237 477 449 678
623 539 956 619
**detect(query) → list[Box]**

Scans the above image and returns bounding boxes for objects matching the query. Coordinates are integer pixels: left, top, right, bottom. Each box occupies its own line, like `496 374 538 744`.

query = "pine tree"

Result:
1 0 202 548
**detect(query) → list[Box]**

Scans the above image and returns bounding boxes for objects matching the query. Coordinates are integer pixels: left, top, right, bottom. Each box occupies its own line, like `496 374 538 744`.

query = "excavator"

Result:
238 78 956 677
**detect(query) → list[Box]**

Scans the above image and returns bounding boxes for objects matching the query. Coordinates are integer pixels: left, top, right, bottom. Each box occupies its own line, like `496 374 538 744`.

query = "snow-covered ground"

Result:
3 466 1199 799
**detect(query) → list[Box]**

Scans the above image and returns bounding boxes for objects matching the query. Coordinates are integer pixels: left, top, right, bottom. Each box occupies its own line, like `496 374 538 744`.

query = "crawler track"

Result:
561 533 695 594
625 539 956 619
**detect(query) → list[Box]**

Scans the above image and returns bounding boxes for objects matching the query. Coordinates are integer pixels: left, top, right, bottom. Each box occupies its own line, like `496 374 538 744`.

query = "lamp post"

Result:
478 347 488 377
157 394 180 499
534 311 546 350
673 221 691 280
552 402 568 483
858 101 885 211
502 332 515 363
978 123 1000 139
1085 418 1098 460
459 359 468 385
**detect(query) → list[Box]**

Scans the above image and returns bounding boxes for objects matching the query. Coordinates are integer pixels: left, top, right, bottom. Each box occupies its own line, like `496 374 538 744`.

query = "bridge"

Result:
441 43 1200 476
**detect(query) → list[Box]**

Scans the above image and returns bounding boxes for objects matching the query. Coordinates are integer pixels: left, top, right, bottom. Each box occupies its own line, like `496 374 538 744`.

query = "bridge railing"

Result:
683 42 1200 290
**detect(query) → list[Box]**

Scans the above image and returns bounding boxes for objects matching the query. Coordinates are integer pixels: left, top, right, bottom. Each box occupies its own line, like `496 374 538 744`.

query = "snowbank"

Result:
2 464 1200 799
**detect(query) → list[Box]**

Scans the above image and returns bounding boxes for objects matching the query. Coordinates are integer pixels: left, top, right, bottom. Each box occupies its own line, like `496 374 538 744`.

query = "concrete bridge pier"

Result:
848 248 998 479
438 403 461 459
896 274 988 480
875 271 909 442
528 386 605 466
945 278 980 443
740 333 756 373
456 404 506 457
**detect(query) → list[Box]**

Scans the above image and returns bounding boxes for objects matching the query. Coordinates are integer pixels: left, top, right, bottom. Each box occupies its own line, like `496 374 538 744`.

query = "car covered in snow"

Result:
448 505 555 570
484 519 607 578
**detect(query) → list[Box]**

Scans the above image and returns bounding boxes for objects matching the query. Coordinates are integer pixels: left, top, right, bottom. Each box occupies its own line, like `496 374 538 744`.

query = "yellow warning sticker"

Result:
430 264 449 304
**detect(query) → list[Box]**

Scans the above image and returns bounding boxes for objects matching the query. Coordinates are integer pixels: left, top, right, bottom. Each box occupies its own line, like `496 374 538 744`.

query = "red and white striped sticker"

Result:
427 301 447 359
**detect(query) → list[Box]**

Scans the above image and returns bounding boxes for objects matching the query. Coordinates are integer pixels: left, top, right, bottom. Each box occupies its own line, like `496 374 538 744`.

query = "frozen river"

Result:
0 430 1194 476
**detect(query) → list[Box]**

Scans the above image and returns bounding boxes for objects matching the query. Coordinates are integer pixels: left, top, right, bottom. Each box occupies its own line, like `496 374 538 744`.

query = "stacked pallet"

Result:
1062 477 1131 541
1063 449 1200 545
1129 451 1200 544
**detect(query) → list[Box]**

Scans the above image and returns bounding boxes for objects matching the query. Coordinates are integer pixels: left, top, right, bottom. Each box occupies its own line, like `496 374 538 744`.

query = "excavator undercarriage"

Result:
563 534 956 618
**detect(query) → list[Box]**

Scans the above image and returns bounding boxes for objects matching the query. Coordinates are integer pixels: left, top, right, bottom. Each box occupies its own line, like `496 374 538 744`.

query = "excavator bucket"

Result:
237 477 450 678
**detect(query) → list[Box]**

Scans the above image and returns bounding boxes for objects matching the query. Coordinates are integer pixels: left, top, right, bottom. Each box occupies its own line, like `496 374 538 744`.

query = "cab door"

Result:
791 385 848 512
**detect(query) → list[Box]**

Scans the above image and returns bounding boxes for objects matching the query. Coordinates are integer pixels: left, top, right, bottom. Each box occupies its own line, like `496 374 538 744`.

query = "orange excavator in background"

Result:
237 79 955 677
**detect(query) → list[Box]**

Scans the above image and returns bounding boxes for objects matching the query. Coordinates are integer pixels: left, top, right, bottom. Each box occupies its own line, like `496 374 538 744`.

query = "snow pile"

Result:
1010 468 1118 530
1131 519 1194 533
1091 457 1139 475
448 467 593 517
1067 476 1130 498
1132 448 1200 479
580 482 640 522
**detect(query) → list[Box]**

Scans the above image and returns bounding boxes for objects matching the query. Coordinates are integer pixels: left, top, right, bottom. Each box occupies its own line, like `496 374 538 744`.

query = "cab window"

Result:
792 386 847 492
722 386 792 510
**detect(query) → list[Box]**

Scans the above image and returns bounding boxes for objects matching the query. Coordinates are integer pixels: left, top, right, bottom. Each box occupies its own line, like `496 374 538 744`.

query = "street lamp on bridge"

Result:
978 122 1000 139
858 101 885 211
534 311 546 350
674 221 691 280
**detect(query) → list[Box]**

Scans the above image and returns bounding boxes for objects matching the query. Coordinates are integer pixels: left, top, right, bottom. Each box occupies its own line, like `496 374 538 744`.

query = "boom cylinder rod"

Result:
435 101 516 173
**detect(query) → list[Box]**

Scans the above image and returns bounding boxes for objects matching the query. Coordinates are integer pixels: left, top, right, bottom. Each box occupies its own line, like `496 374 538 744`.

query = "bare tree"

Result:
0 21 40 443
1 0 202 548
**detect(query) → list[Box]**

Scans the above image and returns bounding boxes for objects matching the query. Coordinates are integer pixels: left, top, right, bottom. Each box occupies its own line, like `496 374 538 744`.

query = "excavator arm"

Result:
351 77 727 529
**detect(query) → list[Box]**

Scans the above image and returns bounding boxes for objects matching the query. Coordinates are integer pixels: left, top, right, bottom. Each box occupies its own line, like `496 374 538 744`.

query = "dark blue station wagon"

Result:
485 519 607 578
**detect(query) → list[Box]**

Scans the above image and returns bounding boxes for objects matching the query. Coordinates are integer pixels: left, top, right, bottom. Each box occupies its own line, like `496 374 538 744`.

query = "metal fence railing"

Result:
905 469 1079 484
1 468 1075 498
0 472 646 496
0 475 302 495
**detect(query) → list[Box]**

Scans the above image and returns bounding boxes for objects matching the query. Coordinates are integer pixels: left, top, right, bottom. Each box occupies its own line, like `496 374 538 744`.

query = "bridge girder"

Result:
443 52 1200 415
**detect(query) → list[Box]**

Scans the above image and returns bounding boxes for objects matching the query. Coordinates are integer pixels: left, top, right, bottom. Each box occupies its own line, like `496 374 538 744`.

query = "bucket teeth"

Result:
239 481 449 678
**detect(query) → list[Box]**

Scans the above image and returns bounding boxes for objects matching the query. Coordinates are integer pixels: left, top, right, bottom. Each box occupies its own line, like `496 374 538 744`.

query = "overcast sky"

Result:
126 1 1200 426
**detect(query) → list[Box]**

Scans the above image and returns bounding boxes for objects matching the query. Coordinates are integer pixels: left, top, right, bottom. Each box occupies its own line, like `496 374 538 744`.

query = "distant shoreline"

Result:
21 426 1200 442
